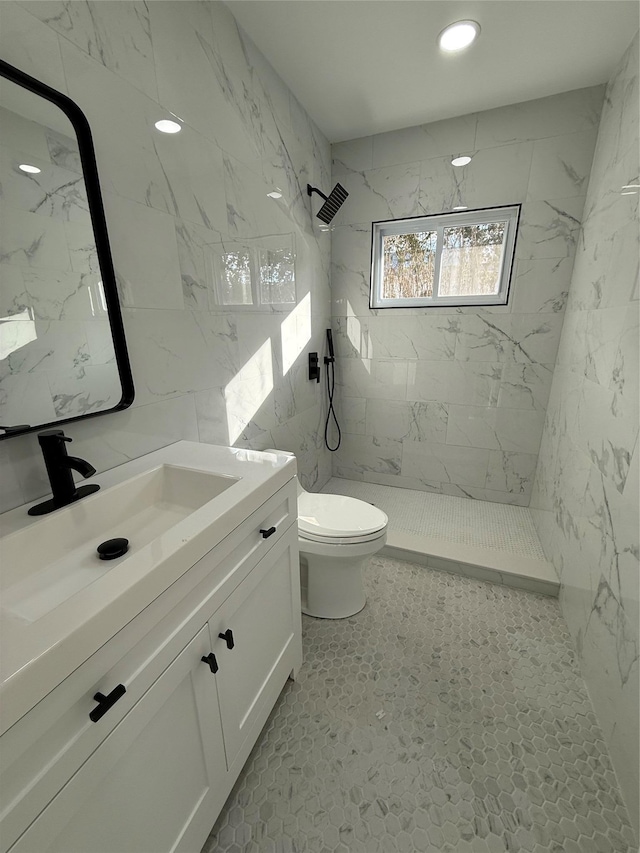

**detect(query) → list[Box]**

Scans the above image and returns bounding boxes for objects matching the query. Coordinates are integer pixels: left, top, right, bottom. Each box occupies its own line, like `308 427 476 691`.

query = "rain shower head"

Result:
307 183 349 224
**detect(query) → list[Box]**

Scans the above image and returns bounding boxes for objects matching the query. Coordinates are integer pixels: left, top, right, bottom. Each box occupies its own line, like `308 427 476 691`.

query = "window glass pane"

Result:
438 221 506 297
382 231 437 299
216 249 253 305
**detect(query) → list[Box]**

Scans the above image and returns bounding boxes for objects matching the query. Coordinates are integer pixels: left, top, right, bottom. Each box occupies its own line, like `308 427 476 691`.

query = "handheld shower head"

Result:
307 183 349 224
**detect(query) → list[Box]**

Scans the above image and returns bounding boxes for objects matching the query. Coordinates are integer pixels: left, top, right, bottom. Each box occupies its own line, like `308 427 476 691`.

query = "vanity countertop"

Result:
0 442 296 733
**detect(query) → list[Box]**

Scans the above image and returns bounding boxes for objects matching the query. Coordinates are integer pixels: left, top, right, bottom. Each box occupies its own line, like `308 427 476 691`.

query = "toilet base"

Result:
300 552 370 619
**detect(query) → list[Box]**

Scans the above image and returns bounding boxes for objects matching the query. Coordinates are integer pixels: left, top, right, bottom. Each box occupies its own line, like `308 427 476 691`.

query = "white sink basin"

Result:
0 441 296 733
1 465 238 623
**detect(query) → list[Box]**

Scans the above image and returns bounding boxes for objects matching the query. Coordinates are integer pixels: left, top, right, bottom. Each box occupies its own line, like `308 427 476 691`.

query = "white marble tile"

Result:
365 399 448 444
1 2 67 93
371 113 477 169
516 197 586 260
419 142 533 214
332 137 373 176
59 40 175 212
1 150 89 224
21 0 158 100
334 434 402 478
441 483 531 507
474 86 604 148
0 442 24 511
455 314 563 365
496 363 554 411
401 441 489 488
446 405 545 454
530 37 639 836
406 360 503 407
336 396 366 435
336 162 421 224
527 129 599 201
102 193 184 311
337 357 408 402
511 257 573 314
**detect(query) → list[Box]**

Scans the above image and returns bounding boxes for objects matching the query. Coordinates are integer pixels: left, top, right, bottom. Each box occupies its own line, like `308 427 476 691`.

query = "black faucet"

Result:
28 429 100 516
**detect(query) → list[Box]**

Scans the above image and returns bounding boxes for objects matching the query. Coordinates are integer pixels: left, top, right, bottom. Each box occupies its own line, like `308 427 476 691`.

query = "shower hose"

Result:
324 355 341 452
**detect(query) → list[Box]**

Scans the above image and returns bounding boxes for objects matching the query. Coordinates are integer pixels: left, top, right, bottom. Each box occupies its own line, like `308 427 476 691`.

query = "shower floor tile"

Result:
323 477 547 561
202 558 635 853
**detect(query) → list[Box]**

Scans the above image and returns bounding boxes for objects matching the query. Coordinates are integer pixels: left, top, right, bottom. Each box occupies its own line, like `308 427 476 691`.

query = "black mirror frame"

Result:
0 59 134 440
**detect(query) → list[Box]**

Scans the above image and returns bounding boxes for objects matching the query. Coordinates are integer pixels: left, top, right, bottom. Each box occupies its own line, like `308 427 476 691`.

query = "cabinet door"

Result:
10 626 226 853
211 532 300 772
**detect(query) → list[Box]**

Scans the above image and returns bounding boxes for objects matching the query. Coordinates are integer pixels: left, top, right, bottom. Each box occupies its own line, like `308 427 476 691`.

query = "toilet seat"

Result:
297 493 388 541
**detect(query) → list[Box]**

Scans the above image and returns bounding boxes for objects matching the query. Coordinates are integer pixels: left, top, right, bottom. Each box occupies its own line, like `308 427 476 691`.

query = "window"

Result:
370 205 520 308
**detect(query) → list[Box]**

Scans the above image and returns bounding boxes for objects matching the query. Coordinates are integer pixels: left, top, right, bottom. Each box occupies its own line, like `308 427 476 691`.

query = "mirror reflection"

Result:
0 72 127 436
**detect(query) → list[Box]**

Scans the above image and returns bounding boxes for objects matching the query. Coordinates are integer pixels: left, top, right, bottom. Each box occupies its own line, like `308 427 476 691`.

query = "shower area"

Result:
325 84 603 594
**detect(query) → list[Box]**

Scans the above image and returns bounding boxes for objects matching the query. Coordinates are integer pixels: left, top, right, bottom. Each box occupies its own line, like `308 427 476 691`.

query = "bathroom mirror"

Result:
0 60 133 439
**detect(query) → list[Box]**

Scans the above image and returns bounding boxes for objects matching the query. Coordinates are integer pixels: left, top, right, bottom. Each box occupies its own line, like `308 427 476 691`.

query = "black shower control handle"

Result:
89 683 126 722
260 526 277 539
201 653 218 674
218 629 234 650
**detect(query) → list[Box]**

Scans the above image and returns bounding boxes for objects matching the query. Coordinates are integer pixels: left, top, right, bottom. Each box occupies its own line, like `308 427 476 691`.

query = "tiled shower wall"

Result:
530 33 640 839
330 86 603 505
0 0 332 512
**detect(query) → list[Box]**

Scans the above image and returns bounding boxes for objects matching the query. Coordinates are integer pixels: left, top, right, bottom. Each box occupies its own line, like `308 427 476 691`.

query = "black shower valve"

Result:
308 352 320 383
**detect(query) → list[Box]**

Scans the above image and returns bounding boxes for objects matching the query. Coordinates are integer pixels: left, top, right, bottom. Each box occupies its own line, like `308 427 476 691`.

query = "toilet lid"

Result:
298 493 388 538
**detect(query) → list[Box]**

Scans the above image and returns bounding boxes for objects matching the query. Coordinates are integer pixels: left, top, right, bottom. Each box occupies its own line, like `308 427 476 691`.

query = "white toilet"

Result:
266 451 388 619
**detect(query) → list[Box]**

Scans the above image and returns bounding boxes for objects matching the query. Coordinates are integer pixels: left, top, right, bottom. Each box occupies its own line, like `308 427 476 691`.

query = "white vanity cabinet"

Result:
1 476 301 853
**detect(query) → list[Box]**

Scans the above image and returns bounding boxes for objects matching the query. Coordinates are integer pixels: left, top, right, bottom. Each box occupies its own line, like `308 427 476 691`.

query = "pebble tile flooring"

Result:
322 478 546 561
202 557 635 853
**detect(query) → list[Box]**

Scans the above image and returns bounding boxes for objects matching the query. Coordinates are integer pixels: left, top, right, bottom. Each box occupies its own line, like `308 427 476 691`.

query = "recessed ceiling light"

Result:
438 20 480 53
453 205 468 210
154 119 182 134
267 190 283 199
451 155 472 167
19 163 41 174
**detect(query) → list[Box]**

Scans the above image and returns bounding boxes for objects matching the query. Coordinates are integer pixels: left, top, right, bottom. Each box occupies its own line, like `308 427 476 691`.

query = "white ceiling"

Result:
227 0 639 142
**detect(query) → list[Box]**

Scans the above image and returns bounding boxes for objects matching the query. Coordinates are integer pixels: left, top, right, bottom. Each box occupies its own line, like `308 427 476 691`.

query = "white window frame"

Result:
370 204 520 309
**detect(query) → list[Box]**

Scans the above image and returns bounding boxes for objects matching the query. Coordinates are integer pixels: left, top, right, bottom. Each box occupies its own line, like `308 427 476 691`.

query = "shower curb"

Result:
382 530 559 597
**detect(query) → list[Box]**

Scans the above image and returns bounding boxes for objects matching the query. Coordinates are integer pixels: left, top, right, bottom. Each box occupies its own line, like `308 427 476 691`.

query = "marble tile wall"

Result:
530 33 640 840
330 86 604 505
0 0 332 511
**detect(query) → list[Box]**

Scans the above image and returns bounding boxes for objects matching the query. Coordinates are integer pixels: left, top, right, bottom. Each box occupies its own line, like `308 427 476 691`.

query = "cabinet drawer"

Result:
0 480 297 853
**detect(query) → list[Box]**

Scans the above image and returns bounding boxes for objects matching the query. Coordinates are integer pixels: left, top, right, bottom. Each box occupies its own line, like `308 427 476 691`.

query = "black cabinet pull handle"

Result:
218 629 234 650
260 526 276 539
201 653 219 674
89 683 126 722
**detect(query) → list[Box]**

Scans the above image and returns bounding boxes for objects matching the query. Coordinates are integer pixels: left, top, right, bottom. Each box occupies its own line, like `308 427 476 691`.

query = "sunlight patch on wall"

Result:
225 338 273 444
280 291 311 376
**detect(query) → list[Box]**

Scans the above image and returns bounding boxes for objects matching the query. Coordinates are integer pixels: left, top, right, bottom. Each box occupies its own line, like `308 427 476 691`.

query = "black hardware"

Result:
28 430 100 516
324 329 341 452
89 683 126 722
97 538 129 560
0 60 134 442
260 526 277 539
308 352 320 383
307 182 349 225
201 653 219 674
218 629 235 650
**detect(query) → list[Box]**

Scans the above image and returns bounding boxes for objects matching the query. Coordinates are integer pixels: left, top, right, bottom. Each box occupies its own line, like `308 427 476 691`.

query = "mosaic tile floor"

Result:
202 557 635 853
323 478 547 561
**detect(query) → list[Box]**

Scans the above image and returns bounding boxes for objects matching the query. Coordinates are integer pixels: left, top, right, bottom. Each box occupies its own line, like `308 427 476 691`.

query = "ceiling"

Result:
226 1 639 142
